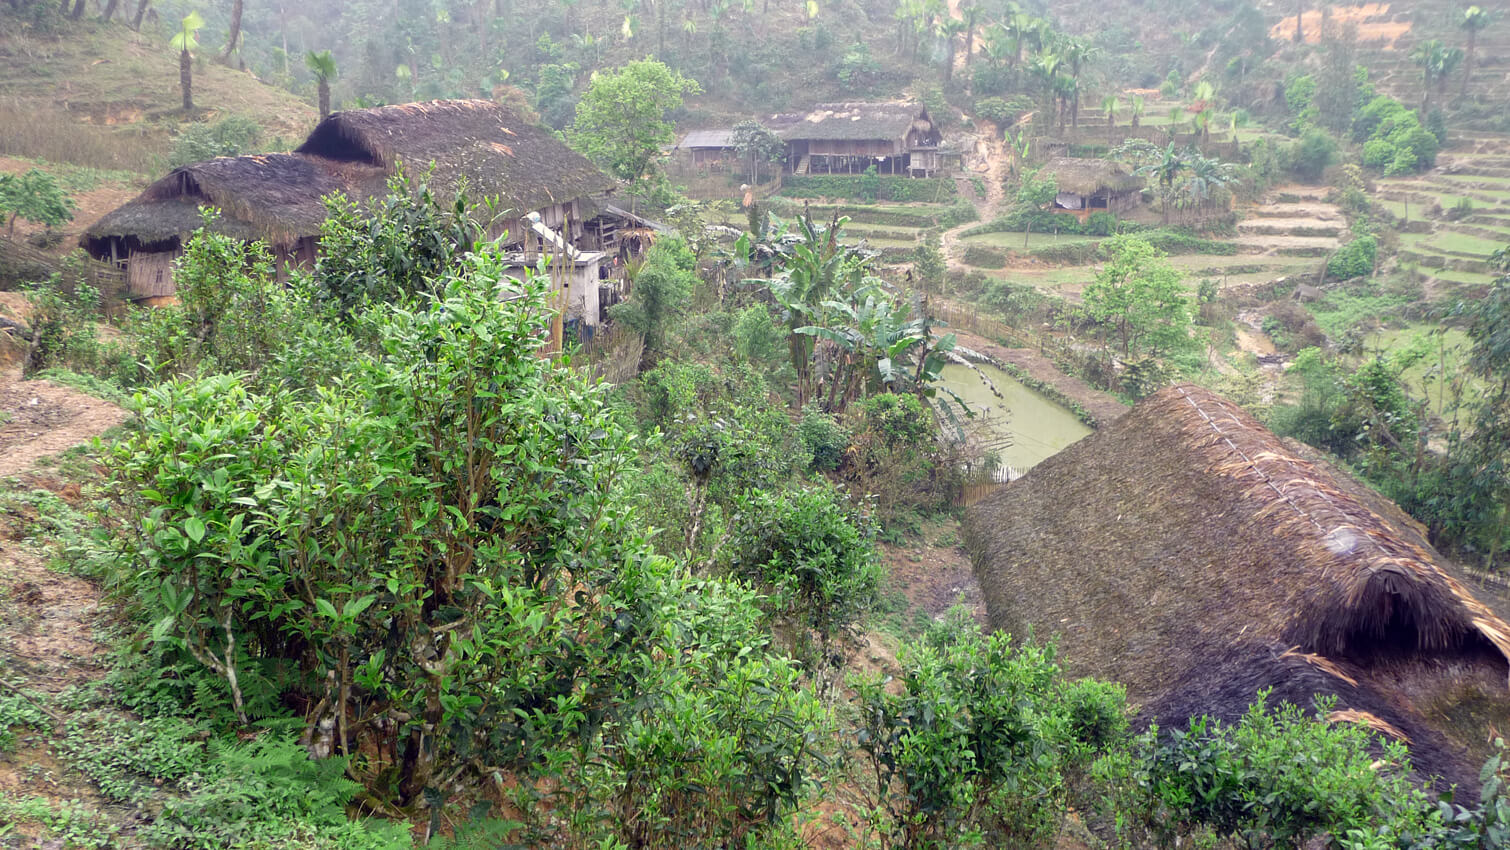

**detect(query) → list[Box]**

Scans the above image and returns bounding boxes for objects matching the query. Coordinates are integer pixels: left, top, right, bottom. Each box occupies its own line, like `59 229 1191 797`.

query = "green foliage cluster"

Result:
854 613 1128 849
1081 235 1193 358
608 236 698 354
1355 97 1439 176
726 484 880 637
0 167 74 237
778 175 959 203
98 218 831 844
313 171 483 316
1328 234 1380 280
168 115 263 167
571 59 700 207
1288 128 1339 182
55 713 409 849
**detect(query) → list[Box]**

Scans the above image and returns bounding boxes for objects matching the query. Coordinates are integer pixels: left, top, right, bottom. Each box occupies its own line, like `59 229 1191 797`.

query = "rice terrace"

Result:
5 0 1510 845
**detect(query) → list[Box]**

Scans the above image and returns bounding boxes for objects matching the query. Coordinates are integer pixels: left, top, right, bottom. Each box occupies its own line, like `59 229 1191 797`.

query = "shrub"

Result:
724 483 880 638
1328 234 1378 280
732 303 785 365
779 175 958 203
963 243 1008 267
854 612 1128 849
1289 128 1338 182
168 115 263 167
797 406 849 472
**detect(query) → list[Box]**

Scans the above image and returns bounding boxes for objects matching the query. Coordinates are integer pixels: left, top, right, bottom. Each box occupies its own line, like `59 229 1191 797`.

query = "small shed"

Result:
1040 157 1143 220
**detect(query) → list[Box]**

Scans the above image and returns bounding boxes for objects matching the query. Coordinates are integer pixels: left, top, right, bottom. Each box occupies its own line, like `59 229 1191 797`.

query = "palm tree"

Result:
220 0 244 65
1413 40 1458 113
1460 6 1495 98
1166 105 1184 143
1136 142 1187 224
171 12 205 113
1103 95 1120 145
1129 94 1145 129
1061 37 1100 127
305 50 337 118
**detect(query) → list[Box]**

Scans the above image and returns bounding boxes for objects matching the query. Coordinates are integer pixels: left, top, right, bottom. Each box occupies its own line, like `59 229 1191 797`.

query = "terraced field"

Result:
1377 135 1510 296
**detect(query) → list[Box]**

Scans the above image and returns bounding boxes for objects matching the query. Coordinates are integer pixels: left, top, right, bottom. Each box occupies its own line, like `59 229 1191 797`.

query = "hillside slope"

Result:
0 18 317 175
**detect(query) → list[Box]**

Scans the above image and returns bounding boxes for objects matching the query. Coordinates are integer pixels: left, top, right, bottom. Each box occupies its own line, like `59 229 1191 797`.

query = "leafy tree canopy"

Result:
570 59 700 205
0 168 75 238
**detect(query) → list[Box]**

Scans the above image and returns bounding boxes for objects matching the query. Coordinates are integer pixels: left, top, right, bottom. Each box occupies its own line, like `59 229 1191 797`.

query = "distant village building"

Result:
670 129 737 168
770 102 945 177
967 384 1510 797
82 100 620 324
670 102 951 179
1039 156 1143 220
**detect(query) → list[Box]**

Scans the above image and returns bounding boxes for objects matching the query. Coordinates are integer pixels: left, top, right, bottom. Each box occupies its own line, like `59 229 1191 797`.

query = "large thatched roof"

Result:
84 100 614 254
965 384 1510 795
1040 156 1143 195
295 100 613 215
768 102 934 143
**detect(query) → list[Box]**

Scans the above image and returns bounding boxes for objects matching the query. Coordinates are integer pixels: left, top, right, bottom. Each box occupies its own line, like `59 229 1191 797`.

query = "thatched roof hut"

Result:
965 384 1510 795
1039 157 1143 196
82 100 615 285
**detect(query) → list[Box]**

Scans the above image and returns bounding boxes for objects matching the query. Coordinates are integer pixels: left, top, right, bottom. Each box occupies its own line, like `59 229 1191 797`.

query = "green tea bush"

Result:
725 483 880 638
854 612 1128 849
779 175 958 203
1122 694 1435 848
798 406 849 472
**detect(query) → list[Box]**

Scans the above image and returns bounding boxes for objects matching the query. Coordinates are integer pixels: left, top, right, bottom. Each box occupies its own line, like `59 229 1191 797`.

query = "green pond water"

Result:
939 363 1093 474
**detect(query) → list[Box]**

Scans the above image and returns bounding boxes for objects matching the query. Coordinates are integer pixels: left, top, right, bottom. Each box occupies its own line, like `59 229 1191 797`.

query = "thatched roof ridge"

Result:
295 99 615 215
678 129 735 149
1040 156 1143 195
965 383 1510 794
768 102 929 142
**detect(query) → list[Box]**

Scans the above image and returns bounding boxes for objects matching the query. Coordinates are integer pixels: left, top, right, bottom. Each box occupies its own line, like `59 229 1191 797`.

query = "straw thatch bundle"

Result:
965 384 1510 795
84 100 615 255
1039 156 1142 196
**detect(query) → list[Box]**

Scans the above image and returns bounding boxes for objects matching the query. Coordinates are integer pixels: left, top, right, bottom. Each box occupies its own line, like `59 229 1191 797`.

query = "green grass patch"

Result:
1304 281 1415 338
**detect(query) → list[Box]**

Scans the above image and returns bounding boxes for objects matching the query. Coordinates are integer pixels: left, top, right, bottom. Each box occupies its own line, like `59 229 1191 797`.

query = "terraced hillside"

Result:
1377 131 1510 296
1268 3 1510 130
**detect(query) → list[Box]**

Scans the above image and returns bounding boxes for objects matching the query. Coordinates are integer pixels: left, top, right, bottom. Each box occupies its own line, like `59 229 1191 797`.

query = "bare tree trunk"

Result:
220 0 244 64
131 0 150 30
318 79 330 117
60 0 70 15
70 0 87 20
101 0 120 21
1294 0 1303 43
181 47 194 112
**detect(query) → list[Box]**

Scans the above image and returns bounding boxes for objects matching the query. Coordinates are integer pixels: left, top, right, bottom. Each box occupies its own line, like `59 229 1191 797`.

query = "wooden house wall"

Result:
804 138 901 156
127 249 179 298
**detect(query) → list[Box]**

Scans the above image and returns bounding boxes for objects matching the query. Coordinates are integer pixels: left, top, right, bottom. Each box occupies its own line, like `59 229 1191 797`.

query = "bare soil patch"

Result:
0 366 127 477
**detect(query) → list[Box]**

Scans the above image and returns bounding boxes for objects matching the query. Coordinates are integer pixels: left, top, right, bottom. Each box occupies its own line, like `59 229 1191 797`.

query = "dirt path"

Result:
952 329 1130 425
0 361 125 815
0 366 127 476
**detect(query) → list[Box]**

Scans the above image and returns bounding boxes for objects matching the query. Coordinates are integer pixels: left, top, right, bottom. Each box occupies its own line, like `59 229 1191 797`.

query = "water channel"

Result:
938 362 1093 474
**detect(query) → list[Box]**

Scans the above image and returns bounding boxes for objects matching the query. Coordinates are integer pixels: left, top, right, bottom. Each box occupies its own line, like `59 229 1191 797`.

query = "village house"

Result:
670 101 951 179
1039 156 1144 220
966 384 1510 797
81 100 620 324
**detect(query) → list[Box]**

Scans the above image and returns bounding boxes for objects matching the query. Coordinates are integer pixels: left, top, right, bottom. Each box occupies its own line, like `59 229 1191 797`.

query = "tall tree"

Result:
570 59 700 213
1460 5 1495 98
1082 234 1190 357
306 50 337 118
1103 94 1119 145
1294 0 1305 43
101 0 120 22
171 11 206 113
220 0 244 65
130 0 151 30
